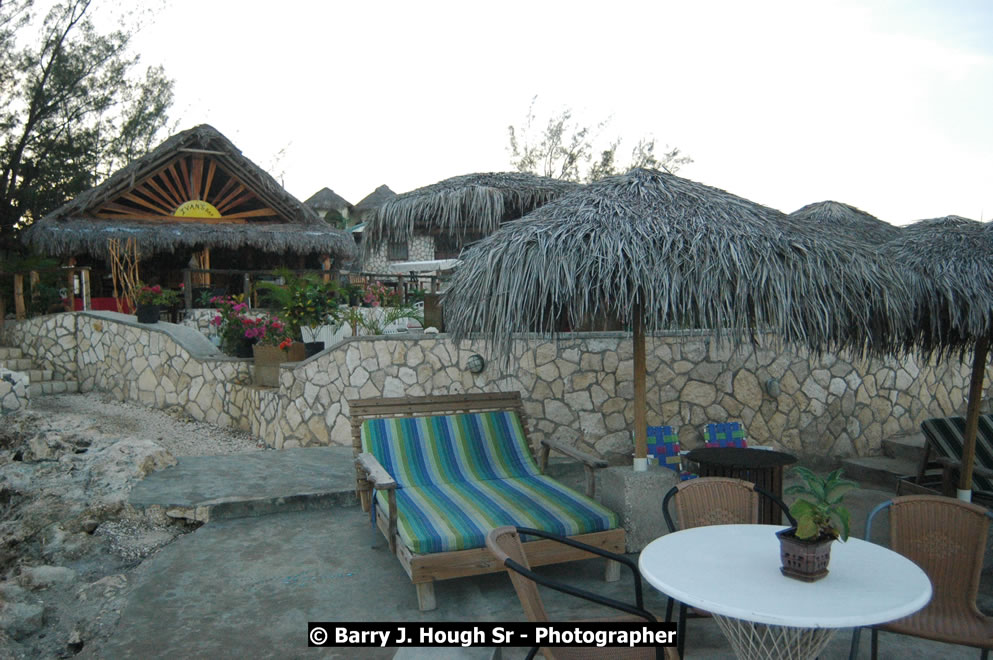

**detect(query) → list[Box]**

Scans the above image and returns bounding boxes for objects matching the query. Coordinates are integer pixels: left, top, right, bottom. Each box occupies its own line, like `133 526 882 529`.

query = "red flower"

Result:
278 338 293 350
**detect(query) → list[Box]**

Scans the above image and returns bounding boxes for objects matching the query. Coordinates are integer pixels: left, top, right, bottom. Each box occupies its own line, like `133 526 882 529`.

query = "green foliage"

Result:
785 467 857 542
0 0 174 248
341 305 424 336
135 282 180 306
256 270 341 340
507 96 692 183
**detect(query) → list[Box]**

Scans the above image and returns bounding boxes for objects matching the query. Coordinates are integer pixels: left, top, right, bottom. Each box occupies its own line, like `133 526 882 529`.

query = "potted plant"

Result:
257 272 341 356
246 315 304 387
135 283 180 324
777 467 857 581
210 295 256 357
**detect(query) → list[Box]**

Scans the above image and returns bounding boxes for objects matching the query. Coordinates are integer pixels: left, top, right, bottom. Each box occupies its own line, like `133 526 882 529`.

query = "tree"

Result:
508 97 692 183
0 0 174 250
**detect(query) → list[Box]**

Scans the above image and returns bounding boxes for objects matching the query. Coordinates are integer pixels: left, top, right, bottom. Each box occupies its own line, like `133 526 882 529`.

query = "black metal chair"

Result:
486 525 675 660
661 477 796 659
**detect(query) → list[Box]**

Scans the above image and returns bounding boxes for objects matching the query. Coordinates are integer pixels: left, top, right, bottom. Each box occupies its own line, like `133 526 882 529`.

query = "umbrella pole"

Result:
958 336 990 501
633 303 648 472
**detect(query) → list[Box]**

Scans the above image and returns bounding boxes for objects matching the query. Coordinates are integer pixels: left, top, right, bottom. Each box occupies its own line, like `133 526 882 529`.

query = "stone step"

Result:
882 433 926 463
27 368 53 382
28 380 79 396
129 447 359 523
0 346 23 360
840 455 918 491
0 358 33 370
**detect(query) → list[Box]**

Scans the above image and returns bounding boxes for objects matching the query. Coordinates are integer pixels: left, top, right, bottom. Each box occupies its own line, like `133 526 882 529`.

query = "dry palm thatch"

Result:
879 215 993 498
445 168 915 466
366 172 579 251
22 124 357 261
304 187 353 213
790 200 901 244
446 168 912 359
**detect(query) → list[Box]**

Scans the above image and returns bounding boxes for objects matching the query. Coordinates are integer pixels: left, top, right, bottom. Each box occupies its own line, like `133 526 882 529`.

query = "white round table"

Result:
639 524 932 660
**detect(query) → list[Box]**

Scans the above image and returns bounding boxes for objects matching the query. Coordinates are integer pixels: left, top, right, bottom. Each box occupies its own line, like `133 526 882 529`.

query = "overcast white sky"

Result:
130 0 993 225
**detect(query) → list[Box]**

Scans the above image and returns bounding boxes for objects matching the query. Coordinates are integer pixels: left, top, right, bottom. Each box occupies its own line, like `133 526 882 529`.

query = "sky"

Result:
117 0 993 225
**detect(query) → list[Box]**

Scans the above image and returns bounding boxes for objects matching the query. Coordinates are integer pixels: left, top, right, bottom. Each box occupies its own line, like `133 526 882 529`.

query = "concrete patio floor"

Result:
87 451 992 659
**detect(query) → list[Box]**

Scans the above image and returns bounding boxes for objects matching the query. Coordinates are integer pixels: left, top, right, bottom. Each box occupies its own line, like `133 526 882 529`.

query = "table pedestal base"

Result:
713 614 835 660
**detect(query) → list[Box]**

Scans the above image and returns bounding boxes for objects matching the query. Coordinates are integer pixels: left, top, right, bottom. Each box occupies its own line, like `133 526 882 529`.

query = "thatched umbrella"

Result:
445 168 913 469
366 172 579 255
790 201 901 244
880 215 993 500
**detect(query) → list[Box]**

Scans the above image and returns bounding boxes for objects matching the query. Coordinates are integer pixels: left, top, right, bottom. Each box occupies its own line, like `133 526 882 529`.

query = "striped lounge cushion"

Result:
362 411 619 553
920 415 993 493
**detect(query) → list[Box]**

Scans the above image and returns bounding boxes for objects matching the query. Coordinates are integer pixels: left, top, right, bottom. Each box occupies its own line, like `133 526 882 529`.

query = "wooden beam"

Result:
146 177 182 209
92 213 246 224
220 208 279 219
163 164 185 204
214 184 246 213
121 192 171 216
216 191 255 214
212 176 239 205
178 156 192 200
80 269 91 311
132 183 174 212
202 247 211 287
203 160 217 201
191 156 203 200
179 148 226 155
321 254 332 283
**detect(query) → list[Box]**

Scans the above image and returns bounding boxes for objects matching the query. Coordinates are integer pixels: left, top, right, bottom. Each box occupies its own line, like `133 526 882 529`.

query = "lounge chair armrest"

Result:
539 438 608 469
355 452 397 490
933 455 993 478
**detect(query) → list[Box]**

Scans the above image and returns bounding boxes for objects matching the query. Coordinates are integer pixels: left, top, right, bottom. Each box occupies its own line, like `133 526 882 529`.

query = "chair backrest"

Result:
360 411 539 488
868 495 993 613
486 526 548 622
663 477 760 532
647 426 682 472
704 422 747 448
919 415 993 492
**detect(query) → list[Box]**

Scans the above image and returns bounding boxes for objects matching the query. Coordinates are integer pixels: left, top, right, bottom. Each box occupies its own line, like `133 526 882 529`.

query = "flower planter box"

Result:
252 343 305 387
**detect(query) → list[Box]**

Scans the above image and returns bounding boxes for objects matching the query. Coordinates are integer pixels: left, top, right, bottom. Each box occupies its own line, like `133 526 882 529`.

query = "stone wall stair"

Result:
840 432 926 490
0 345 79 396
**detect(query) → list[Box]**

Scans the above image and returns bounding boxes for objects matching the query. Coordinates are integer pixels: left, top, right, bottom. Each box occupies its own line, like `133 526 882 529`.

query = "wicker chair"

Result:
849 495 993 660
486 526 676 660
661 477 796 659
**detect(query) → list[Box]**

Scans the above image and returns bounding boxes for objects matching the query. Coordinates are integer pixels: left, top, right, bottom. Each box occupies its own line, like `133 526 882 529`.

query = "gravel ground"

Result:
0 392 263 659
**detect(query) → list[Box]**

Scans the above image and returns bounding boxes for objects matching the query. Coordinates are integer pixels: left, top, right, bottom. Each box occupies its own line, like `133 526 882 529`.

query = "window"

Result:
387 241 408 261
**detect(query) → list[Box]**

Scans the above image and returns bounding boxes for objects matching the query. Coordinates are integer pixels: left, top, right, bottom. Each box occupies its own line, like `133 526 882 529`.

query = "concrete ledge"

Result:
598 465 678 552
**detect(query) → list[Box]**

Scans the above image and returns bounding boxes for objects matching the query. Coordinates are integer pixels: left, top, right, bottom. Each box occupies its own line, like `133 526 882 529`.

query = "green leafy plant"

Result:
256 270 341 340
135 283 180 306
785 467 857 542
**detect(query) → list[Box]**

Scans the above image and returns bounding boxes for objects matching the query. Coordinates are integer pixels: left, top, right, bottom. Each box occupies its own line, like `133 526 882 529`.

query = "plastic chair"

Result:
486 526 675 660
661 477 796 659
647 426 696 481
849 495 993 660
704 422 747 448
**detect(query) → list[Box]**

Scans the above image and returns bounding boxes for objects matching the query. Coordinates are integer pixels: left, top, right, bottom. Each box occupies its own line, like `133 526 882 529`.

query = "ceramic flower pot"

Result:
777 528 832 582
136 304 160 324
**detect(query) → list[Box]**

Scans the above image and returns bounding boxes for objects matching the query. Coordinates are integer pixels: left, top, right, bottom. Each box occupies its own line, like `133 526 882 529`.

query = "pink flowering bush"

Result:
241 315 291 347
362 281 400 307
211 295 256 356
135 282 180 306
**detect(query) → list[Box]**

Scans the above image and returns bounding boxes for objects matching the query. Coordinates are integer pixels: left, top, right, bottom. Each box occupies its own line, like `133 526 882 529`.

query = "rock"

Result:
0 601 44 641
80 519 100 534
19 565 78 590
26 436 55 461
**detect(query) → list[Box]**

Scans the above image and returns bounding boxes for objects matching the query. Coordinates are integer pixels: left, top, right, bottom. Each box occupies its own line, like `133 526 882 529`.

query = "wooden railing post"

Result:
183 269 193 309
321 254 331 283
66 268 76 311
13 274 25 319
80 269 91 311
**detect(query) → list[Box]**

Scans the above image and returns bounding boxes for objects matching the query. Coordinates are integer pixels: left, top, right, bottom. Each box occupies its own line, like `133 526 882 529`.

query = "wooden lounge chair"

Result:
349 392 624 611
849 495 993 659
917 415 993 499
486 525 676 660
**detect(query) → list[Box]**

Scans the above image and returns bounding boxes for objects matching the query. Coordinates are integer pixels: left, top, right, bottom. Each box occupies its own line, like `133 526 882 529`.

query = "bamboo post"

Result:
321 255 331 283
80 268 91 311
183 270 193 309
202 248 211 287
958 336 990 501
633 302 647 471
13 273 25 319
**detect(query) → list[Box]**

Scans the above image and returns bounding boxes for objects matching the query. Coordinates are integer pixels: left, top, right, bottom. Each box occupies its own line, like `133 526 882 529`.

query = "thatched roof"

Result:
444 168 914 359
790 201 900 244
304 187 352 213
22 124 356 260
367 172 580 247
880 215 993 356
353 185 396 212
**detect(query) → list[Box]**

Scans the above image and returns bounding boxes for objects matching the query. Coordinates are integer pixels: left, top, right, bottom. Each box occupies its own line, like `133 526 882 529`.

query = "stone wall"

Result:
0 368 29 414
3 313 990 463
363 234 434 273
